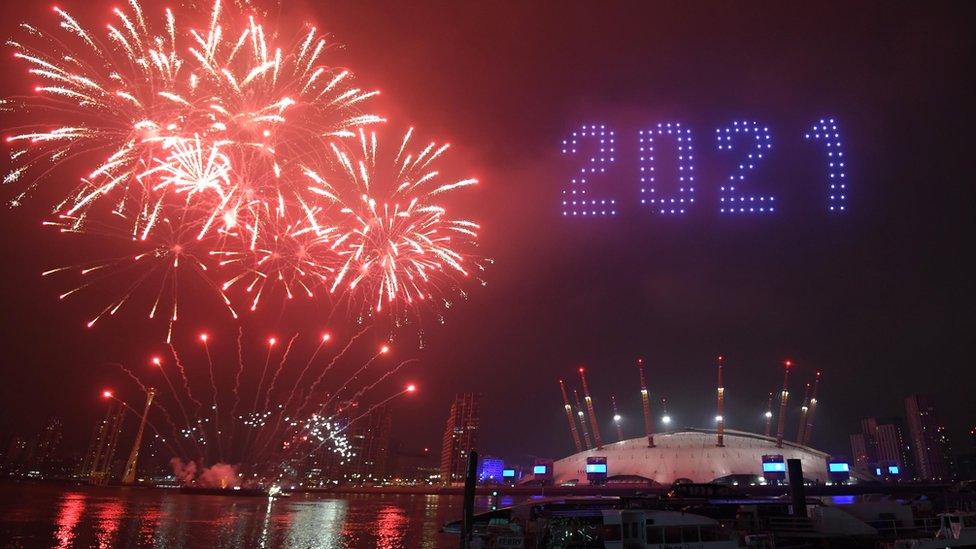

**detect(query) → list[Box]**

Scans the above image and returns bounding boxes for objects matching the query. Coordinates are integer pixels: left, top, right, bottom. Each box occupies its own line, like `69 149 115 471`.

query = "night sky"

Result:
1 1 974 465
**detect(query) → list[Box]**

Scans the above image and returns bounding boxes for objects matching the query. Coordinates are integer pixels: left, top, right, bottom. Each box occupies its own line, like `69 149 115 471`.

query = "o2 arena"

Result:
521 360 867 486
548 428 839 485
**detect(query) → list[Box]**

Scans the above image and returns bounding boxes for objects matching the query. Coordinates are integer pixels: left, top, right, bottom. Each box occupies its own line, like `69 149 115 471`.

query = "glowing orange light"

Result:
101 390 113 399
380 345 390 354
321 333 331 342
268 337 277 346
784 360 793 367
151 356 161 366
406 384 416 392
199 333 208 342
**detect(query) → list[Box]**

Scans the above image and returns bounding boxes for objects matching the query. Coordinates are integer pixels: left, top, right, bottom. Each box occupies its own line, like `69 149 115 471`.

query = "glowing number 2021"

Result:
805 117 848 212
639 122 696 215
717 120 774 214
561 124 617 216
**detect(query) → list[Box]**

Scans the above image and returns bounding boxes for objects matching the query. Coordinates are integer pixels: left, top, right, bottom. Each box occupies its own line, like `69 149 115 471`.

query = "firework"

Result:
301 127 483 321
101 327 417 486
4 2 484 334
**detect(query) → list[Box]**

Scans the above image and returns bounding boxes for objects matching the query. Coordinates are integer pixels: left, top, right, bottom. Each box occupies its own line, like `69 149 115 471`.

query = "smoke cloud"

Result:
169 458 241 488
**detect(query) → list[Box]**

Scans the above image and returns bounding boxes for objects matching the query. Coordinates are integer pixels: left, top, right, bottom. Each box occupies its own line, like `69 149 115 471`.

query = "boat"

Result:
442 496 737 548
892 512 976 548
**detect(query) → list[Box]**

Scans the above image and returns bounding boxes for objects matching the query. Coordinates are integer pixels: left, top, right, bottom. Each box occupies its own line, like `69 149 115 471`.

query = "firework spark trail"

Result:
296 384 415 462
106 362 193 460
251 337 277 414
250 331 334 460
292 325 370 419
152 356 205 459
200 334 224 461
262 332 299 413
168 341 204 412
246 332 298 458
311 346 388 419
228 325 246 446
342 358 417 408
107 394 182 460
250 327 375 464
275 332 329 422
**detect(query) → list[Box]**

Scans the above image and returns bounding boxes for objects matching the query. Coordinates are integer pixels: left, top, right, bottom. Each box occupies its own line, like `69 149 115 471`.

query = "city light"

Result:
380 345 391 354
715 415 724 422
406 384 417 393
322 333 332 342
765 411 773 418
662 415 672 424
101 390 113 399
199 333 209 342
151 356 161 366
268 337 277 346
613 414 622 422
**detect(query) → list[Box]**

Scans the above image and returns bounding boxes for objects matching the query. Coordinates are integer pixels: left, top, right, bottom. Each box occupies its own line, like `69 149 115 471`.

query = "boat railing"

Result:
867 517 942 539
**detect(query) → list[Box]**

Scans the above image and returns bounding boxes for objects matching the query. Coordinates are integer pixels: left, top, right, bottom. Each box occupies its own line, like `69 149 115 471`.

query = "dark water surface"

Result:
0 482 484 548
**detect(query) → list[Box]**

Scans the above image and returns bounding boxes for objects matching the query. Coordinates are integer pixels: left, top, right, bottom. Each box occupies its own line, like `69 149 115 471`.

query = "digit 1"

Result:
716 120 775 214
639 122 695 215
804 117 848 212
561 124 617 217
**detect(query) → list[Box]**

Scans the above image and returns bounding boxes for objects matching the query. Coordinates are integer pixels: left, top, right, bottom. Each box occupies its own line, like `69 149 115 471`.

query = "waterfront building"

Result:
439 393 480 485
904 395 956 481
478 455 505 484
851 417 914 478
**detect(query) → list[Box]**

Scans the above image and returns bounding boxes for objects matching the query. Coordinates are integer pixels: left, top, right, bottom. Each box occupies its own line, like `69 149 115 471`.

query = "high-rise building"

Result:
905 395 955 481
347 403 393 483
851 417 914 477
439 393 480 485
850 433 871 467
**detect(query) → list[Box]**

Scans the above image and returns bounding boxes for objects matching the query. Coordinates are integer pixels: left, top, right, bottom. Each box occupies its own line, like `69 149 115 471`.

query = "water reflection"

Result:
54 492 85 549
0 483 483 548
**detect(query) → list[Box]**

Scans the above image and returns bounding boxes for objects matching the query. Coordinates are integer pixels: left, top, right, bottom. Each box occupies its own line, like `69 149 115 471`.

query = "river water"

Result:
0 482 491 548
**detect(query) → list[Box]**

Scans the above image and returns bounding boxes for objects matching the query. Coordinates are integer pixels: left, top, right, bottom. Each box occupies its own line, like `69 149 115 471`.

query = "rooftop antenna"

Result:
796 382 811 443
558 379 583 453
637 358 655 447
716 355 726 447
776 360 792 448
578 367 603 449
573 389 592 450
802 371 822 446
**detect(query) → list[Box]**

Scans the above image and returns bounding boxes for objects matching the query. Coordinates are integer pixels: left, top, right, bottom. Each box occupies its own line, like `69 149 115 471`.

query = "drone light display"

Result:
561 117 848 216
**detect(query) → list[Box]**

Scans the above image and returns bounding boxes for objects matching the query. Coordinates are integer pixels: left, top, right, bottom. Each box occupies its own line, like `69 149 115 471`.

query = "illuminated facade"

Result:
439 393 480 485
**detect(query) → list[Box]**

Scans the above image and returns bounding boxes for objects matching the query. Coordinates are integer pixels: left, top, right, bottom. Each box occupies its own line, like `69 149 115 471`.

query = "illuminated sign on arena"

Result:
560 117 848 216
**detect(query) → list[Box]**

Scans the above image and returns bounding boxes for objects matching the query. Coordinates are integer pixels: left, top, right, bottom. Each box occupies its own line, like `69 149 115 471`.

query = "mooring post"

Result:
787 458 807 517
461 449 479 548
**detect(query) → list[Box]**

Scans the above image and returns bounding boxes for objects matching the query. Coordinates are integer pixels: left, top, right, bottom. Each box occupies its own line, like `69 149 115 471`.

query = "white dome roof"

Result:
553 428 833 484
